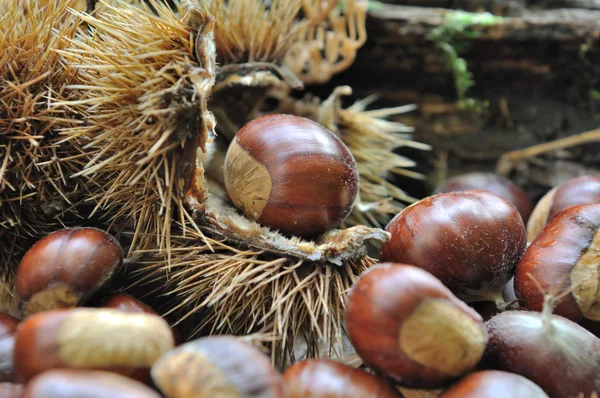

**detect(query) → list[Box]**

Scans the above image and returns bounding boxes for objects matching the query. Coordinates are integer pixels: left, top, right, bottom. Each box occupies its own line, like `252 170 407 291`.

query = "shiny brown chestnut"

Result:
380 190 527 304
151 335 286 398
0 314 18 382
439 370 548 398
101 293 157 315
21 370 162 398
0 382 23 398
14 308 174 382
526 175 600 242
515 203 600 328
345 263 487 389
482 307 600 398
433 172 533 223
15 227 123 316
224 114 359 238
283 359 402 398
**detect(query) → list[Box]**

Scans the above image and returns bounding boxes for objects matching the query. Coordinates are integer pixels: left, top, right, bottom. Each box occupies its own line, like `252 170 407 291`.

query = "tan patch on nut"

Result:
526 187 556 242
571 227 600 320
23 285 79 317
399 299 486 377
224 139 271 221
152 349 240 398
57 309 174 368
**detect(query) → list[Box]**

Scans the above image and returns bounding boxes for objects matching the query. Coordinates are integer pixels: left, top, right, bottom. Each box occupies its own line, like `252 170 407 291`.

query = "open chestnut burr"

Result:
380 190 527 305
345 263 487 389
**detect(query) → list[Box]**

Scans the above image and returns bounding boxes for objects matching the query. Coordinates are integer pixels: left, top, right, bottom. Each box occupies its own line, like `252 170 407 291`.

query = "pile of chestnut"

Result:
0 172 598 397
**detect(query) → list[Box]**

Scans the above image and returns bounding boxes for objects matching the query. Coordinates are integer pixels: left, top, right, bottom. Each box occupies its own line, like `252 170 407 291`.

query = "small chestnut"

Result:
433 172 533 222
515 203 600 328
482 308 600 398
439 370 549 398
14 308 174 382
526 175 600 242
151 335 286 398
380 190 527 304
283 359 401 398
100 293 157 315
21 369 162 398
345 263 487 389
224 114 359 238
15 227 123 316
0 313 18 382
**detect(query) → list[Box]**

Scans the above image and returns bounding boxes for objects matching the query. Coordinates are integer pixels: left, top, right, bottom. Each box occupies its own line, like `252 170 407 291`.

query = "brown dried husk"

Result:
0 0 426 362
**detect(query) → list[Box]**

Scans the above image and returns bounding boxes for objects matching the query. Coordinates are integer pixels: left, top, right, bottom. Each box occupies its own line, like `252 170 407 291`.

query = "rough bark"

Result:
327 2 600 199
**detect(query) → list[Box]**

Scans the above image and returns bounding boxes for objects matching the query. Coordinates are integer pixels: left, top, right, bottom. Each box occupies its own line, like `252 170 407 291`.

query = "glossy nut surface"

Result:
101 293 156 315
283 359 402 398
482 310 600 398
439 370 548 398
380 191 527 303
151 335 285 398
515 204 600 325
14 308 174 382
434 172 533 222
21 370 162 398
345 263 487 389
0 314 18 382
527 175 600 241
224 114 359 238
15 227 123 316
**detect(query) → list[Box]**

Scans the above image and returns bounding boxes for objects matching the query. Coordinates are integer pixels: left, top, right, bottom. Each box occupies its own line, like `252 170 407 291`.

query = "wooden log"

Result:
327 2 600 196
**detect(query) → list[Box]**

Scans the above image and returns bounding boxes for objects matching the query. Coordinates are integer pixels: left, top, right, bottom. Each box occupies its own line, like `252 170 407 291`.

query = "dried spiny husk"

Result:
52 0 216 257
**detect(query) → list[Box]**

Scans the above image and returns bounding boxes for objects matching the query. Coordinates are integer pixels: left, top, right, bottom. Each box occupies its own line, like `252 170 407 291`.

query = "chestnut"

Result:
0 383 23 398
482 308 600 398
14 308 174 382
283 359 401 397
438 370 548 398
380 190 527 304
526 175 600 242
15 227 123 316
0 314 18 382
21 369 162 398
515 203 600 328
151 335 286 398
433 172 533 223
345 263 487 389
223 114 359 238
100 293 157 315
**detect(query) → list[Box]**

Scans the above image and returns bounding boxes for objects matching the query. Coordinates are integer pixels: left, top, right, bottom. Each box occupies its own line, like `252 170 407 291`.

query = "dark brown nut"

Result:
15 227 123 316
151 335 286 398
0 314 18 382
439 370 548 398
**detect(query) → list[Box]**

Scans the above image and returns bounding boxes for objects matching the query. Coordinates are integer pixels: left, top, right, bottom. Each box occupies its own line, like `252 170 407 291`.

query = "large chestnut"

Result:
14 308 174 382
151 335 286 398
0 314 18 382
433 172 533 223
15 227 123 316
345 263 487 389
527 175 600 242
21 370 162 398
515 203 600 328
224 114 359 238
439 370 548 398
482 308 600 398
380 190 527 304
283 359 401 397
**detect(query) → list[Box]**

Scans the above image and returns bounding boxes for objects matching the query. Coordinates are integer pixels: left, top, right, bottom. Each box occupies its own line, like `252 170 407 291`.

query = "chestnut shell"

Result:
224 114 359 238
439 370 548 398
380 190 527 303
